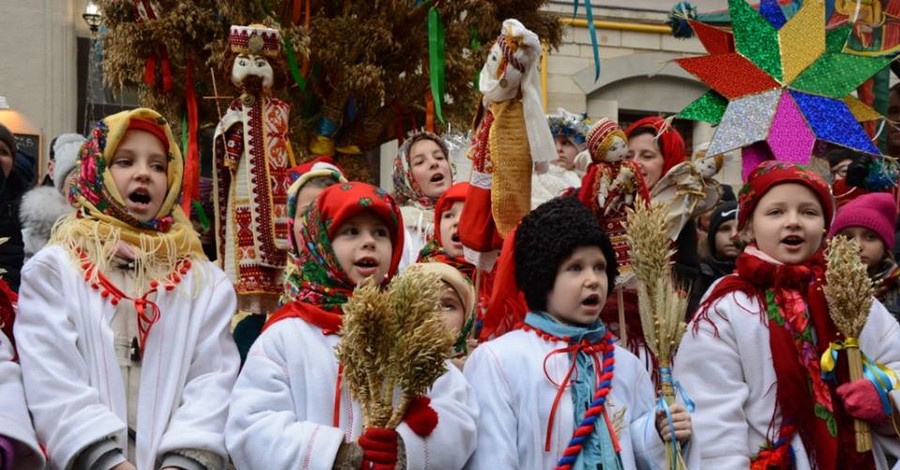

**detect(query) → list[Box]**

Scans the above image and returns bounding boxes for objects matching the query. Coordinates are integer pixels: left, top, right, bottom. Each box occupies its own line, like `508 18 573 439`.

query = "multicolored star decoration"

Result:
675 0 893 179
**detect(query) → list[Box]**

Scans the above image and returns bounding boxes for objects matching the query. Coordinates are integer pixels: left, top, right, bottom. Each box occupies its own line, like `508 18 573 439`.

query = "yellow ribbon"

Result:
820 337 860 375
821 337 898 412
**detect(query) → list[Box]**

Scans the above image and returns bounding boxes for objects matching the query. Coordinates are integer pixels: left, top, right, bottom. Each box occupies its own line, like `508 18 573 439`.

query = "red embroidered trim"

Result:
77 249 192 352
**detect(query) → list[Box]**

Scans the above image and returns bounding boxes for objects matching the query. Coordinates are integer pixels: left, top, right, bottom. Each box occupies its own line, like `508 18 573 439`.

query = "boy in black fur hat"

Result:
466 196 694 468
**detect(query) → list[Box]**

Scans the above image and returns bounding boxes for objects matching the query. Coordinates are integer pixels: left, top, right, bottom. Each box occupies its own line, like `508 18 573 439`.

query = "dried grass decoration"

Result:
625 197 689 470
822 236 895 453
335 268 454 430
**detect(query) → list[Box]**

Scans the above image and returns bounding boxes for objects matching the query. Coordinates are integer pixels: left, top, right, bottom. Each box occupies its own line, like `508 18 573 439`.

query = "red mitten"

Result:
358 427 398 470
402 396 439 437
837 379 888 424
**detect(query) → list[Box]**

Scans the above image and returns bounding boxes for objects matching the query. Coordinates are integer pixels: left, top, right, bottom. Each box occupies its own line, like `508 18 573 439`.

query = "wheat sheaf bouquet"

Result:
625 198 689 470
335 267 455 430
822 235 887 453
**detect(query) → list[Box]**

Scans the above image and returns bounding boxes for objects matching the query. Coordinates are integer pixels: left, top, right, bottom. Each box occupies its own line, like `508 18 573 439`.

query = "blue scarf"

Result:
524 312 623 470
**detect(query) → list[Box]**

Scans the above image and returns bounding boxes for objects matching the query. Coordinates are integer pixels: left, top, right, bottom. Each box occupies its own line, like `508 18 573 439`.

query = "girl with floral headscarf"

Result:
392 131 453 268
14 108 239 470
227 182 477 470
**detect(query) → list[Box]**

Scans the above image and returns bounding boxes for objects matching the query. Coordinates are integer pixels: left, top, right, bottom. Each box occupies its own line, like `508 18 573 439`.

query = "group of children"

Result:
1 105 900 470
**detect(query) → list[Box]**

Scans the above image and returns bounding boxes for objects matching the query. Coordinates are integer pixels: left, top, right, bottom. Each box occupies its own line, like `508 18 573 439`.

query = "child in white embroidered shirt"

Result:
14 108 240 470
465 196 692 469
226 182 477 470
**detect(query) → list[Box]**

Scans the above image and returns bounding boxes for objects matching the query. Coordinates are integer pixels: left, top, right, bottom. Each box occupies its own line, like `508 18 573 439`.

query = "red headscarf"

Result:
267 182 404 334
737 161 835 231
624 116 686 177
419 182 477 284
433 182 469 246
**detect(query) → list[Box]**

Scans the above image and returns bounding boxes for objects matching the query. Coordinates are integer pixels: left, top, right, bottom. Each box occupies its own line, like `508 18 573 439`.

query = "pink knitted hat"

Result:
828 192 897 251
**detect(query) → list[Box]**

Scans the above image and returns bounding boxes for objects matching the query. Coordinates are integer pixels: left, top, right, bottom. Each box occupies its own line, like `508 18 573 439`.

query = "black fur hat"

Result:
513 196 618 312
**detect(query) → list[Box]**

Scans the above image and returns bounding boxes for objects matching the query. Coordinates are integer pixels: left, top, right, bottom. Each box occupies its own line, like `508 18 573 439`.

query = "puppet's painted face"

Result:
604 136 628 162
697 155 724 178
231 54 274 90
479 42 522 103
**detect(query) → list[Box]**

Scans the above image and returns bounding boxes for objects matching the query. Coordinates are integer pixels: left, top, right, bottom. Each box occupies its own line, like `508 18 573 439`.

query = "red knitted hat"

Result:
827 192 897 251
624 116 685 176
738 161 834 232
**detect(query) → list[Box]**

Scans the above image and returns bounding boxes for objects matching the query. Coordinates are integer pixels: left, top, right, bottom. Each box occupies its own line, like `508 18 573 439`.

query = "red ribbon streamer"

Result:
160 49 172 92
144 56 156 87
181 56 200 217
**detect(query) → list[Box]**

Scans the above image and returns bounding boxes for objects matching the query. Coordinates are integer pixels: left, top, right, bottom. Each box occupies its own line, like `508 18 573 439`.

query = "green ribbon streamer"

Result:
580 0 601 81
469 27 482 90
192 200 210 232
428 6 446 123
283 36 307 92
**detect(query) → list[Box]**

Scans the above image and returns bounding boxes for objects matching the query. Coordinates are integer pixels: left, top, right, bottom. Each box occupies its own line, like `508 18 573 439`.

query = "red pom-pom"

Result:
402 396 439 437
165 285 175 291
150 280 159 289
111 298 119 306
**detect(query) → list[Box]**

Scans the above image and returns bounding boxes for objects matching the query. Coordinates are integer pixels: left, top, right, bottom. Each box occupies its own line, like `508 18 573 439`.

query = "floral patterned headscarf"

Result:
392 131 451 209
282 182 404 310
51 108 204 287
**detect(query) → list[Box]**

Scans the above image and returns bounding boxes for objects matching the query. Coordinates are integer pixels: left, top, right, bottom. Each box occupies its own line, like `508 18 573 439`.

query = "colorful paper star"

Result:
675 0 891 179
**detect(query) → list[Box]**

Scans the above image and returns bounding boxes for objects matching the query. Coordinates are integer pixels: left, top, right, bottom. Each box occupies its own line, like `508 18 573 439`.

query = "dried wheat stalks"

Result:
625 198 687 365
824 236 877 452
824 236 874 337
386 268 454 427
336 269 453 429
336 279 395 426
625 197 689 469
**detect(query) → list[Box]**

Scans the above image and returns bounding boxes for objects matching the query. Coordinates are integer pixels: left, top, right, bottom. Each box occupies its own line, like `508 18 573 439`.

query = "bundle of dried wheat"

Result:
336 269 454 429
625 198 687 369
824 235 877 452
625 197 688 469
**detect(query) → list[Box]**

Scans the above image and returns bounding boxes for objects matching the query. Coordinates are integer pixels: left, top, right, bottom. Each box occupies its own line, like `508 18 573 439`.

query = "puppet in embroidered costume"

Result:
578 118 650 288
213 24 296 314
459 18 555 270
582 118 642 214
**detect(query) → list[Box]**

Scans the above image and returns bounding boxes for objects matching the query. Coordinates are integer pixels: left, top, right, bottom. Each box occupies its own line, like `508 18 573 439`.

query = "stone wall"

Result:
542 4 741 186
